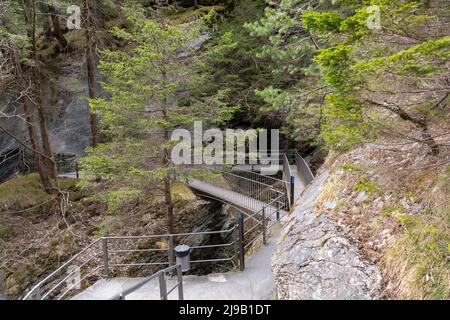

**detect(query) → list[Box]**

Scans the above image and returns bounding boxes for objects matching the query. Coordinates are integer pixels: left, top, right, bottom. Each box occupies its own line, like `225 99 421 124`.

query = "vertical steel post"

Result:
0 270 5 300
237 212 245 271
290 176 295 207
75 161 79 180
102 238 109 278
159 272 168 300
176 265 184 300
168 235 175 267
262 208 267 245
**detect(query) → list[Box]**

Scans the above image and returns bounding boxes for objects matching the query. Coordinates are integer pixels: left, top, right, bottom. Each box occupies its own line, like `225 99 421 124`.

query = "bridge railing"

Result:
190 168 288 213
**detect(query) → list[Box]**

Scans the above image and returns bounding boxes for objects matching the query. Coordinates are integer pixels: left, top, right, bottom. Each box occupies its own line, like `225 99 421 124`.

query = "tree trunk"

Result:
36 73 60 190
164 176 175 234
161 67 175 235
21 89 53 191
84 0 99 147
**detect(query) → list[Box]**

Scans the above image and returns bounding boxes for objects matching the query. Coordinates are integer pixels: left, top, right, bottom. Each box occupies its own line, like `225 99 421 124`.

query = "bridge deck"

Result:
188 179 288 217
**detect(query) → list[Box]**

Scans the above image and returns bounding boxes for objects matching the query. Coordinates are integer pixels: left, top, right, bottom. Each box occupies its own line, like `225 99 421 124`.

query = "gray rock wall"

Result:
272 172 381 300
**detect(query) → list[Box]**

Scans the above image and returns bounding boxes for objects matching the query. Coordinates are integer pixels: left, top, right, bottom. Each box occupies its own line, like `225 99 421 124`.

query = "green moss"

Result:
353 181 379 193
168 5 226 25
0 174 78 212
341 163 363 172
0 174 51 211
171 182 196 202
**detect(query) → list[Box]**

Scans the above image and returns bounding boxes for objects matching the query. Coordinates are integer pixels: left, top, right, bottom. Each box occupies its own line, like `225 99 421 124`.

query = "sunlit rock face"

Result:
272 172 381 300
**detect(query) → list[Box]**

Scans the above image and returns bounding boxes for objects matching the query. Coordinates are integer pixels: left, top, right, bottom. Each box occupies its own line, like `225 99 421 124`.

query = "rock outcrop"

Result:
272 172 381 300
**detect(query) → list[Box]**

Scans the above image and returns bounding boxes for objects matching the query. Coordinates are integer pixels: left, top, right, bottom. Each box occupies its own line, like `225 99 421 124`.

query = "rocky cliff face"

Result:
272 172 381 300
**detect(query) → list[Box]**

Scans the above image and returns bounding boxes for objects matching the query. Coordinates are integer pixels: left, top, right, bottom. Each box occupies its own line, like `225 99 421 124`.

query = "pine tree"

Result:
80 8 235 233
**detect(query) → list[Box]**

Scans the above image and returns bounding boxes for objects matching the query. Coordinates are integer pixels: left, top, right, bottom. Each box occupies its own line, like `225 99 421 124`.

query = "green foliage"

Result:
244 0 326 145
299 0 450 152
353 181 379 193
302 11 343 33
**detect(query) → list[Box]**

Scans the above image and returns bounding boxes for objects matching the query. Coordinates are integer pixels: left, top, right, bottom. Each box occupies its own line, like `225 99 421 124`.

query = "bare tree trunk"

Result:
21 90 52 191
164 176 175 234
36 73 60 189
84 0 99 147
31 0 59 190
161 68 175 235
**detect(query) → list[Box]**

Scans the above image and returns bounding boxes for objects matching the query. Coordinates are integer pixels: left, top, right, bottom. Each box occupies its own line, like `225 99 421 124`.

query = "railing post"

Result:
176 265 184 300
276 200 280 221
237 212 245 271
0 269 5 300
159 272 168 300
75 161 79 180
102 238 109 278
290 176 295 207
168 235 175 267
262 208 267 245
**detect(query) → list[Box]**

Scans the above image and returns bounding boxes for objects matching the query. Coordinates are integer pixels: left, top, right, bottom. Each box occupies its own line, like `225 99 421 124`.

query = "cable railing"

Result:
190 167 289 213
109 264 184 300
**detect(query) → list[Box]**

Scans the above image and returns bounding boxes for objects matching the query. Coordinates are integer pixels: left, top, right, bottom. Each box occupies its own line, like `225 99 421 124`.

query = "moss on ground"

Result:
0 174 78 212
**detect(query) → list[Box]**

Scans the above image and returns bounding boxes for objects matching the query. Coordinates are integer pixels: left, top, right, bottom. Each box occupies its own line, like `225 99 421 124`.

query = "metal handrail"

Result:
23 226 238 300
109 264 183 300
282 153 293 208
23 238 103 300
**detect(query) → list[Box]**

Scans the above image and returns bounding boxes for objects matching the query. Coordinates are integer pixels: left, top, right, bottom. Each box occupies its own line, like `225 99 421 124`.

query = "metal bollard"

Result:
174 245 191 272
